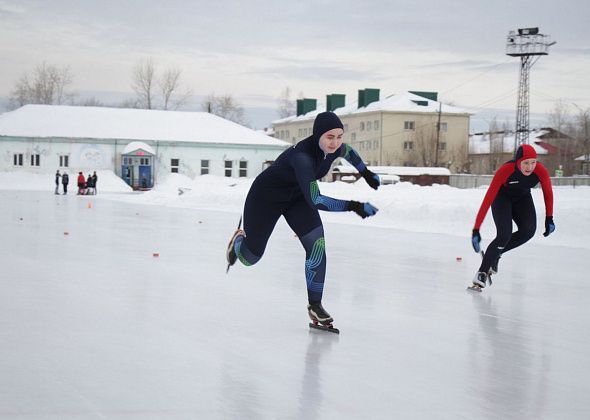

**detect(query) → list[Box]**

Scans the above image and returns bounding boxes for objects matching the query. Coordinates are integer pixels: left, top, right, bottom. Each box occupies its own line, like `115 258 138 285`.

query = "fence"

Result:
449 174 590 189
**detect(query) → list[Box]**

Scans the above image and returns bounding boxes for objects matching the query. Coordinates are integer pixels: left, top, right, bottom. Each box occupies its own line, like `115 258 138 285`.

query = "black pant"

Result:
479 192 536 273
63 184 68 194
236 178 326 304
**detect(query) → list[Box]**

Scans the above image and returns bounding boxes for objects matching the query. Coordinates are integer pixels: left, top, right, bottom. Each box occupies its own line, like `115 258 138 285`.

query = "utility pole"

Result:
434 101 442 166
506 27 555 149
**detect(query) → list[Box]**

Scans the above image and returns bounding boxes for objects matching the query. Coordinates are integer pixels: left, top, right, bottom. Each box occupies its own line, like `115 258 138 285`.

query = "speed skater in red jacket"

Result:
470 144 555 288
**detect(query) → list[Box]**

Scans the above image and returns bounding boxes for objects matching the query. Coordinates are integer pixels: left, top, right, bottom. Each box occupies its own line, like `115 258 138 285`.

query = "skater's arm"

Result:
535 163 554 217
473 164 513 229
291 153 349 211
339 144 367 172
339 144 380 190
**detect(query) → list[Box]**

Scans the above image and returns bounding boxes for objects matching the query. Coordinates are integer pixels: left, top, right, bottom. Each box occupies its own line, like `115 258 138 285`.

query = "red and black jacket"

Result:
474 145 554 230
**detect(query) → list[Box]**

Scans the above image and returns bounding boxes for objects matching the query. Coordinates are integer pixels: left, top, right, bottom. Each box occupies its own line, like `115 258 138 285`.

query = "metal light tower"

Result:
506 27 555 147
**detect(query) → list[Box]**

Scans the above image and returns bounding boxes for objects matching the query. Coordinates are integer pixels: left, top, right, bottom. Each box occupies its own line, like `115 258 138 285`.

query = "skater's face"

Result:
519 158 537 176
319 128 344 154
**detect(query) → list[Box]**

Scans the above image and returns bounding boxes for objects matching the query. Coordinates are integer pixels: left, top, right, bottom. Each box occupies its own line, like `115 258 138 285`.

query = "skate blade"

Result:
466 285 483 293
309 322 340 334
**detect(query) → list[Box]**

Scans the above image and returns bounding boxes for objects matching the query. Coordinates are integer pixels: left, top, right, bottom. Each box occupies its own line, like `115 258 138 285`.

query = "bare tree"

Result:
487 117 506 172
573 104 590 175
413 123 437 166
202 94 246 125
159 67 191 110
277 86 295 118
549 99 574 174
131 58 157 109
9 62 74 109
78 97 104 107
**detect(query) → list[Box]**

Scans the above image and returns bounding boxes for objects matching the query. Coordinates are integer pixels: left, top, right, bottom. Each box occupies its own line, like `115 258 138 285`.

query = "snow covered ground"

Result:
1 174 589 419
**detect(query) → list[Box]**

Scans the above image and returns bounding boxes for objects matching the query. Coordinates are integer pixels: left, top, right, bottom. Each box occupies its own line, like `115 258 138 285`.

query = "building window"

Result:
298 128 303 137
13 153 23 166
140 158 149 165
404 141 414 150
59 155 69 167
201 159 209 175
286 130 290 139
367 121 372 131
374 120 380 130
404 121 415 130
373 140 379 149
171 158 179 173
239 161 248 177
439 122 448 132
225 160 233 177
351 132 356 141
30 154 40 166
344 124 348 131
438 142 447 151
360 122 365 131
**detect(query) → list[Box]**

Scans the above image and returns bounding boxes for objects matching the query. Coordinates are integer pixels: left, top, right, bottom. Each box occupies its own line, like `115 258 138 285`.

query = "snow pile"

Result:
0 170 132 193
100 174 590 250
2 171 589 250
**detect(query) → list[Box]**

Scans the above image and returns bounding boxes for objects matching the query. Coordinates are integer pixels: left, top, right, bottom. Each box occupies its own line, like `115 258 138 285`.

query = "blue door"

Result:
138 165 152 188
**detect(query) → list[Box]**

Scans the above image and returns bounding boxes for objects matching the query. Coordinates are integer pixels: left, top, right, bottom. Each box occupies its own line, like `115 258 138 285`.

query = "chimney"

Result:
296 98 317 116
326 94 345 112
409 91 438 101
358 88 380 108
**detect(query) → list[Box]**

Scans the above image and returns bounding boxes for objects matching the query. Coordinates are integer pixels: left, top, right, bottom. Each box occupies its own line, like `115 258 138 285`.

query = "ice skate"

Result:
308 302 339 333
307 302 334 325
225 228 245 271
467 271 490 292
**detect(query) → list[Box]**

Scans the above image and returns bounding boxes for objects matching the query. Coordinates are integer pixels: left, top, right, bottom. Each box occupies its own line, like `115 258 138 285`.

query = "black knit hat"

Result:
312 112 344 138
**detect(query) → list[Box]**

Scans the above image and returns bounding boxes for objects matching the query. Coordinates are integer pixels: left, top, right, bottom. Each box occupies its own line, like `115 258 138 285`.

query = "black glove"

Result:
348 200 379 219
471 229 481 253
543 216 555 237
360 168 380 190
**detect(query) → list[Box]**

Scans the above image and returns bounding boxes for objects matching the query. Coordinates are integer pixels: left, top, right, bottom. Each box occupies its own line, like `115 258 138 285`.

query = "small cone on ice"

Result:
64 231 69 236
153 253 160 257
87 202 92 209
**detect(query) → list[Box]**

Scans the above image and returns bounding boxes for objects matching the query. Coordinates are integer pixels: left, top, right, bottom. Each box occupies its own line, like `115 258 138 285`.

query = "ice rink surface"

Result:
1 191 589 419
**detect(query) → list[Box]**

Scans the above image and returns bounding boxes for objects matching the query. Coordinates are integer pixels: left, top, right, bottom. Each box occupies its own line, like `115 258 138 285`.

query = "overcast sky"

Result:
1 0 589 128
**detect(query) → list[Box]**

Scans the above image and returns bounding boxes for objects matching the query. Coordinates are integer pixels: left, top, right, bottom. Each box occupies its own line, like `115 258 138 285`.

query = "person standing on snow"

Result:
77 172 86 195
92 171 98 194
55 170 61 194
226 111 380 326
470 144 555 290
61 172 69 194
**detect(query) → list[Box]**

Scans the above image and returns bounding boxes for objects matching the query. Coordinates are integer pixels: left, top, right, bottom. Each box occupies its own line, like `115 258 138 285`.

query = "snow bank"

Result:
2 171 589 250
99 174 590 250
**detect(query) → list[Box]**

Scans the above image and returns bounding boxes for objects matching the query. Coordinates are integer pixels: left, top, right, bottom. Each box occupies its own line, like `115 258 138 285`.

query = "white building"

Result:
272 90 471 172
0 105 289 188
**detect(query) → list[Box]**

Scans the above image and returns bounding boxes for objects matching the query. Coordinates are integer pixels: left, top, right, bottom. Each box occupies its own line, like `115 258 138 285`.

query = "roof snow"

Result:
0 105 289 147
272 91 470 124
122 141 156 155
469 129 549 155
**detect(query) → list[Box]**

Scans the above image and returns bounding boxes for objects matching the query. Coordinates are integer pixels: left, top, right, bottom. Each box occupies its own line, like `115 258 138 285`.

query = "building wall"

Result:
273 111 470 172
0 136 286 180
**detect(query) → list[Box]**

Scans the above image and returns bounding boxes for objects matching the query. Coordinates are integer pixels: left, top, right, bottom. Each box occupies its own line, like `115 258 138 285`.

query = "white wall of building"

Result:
0 137 286 180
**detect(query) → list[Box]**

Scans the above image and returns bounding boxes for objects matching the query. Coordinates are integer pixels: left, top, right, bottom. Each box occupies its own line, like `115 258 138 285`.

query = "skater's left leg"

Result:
479 195 512 274
283 200 326 305
501 194 536 254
